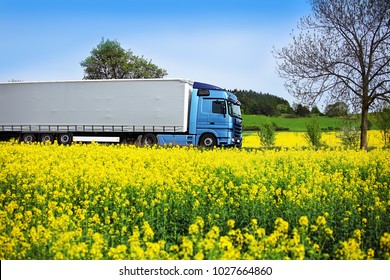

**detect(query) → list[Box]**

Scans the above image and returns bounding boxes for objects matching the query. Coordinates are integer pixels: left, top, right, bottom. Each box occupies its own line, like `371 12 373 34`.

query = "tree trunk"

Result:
360 101 369 150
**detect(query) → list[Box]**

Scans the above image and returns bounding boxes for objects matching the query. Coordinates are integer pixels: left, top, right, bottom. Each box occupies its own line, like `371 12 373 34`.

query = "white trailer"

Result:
0 79 192 144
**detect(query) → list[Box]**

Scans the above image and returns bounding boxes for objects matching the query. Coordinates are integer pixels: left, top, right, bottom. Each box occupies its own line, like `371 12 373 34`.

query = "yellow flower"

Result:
250 219 258 228
353 229 362 242
194 200 200 208
108 244 127 260
194 251 204 260
195 216 205 230
141 221 154 241
274 217 289 234
255 228 266 238
169 245 179 253
227 219 235 229
189 224 199 235
337 238 364 260
299 216 309 227
180 237 193 259
316 216 326 226
325 227 333 237
367 248 375 260
379 232 390 256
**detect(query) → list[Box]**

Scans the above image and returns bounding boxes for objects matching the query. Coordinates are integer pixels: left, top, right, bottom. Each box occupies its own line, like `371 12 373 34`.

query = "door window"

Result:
212 100 226 114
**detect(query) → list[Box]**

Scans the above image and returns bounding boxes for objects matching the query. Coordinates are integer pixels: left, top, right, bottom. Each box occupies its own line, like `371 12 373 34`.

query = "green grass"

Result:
242 114 378 132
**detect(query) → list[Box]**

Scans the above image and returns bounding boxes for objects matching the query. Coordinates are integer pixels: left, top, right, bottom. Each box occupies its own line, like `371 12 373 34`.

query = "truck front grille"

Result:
233 118 242 137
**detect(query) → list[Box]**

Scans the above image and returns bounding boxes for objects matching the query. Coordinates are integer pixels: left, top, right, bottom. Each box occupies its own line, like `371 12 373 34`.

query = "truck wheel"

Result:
199 133 217 148
141 133 158 146
58 133 72 145
40 133 54 144
134 135 143 146
22 133 36 143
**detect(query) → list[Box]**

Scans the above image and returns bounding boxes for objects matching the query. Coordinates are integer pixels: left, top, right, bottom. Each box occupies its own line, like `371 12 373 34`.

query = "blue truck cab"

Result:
157 81 242 147
191 82 242 147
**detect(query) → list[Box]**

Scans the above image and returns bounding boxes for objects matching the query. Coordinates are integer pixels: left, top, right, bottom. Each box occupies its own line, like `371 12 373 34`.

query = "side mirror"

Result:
221 103 226 116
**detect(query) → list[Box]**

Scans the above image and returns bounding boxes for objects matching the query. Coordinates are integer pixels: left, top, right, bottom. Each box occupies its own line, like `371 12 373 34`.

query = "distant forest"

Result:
230 89 294 116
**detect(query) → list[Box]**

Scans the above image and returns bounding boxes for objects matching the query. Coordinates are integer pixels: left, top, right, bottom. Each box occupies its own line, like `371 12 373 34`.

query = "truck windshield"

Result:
228 102 242 118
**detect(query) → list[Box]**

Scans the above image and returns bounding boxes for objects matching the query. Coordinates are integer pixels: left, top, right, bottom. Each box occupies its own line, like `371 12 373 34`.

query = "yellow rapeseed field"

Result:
0 141 389 260
243 130 385 148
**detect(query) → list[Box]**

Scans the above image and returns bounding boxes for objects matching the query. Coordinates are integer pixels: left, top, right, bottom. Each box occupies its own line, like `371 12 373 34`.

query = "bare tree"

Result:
274 0 390 149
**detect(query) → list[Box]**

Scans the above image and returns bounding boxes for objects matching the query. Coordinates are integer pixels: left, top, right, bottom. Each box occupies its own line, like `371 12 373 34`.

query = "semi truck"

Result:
0 79 242 147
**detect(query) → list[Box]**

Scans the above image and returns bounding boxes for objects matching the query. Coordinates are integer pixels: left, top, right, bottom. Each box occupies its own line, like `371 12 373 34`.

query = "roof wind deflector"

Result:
193 82 223 90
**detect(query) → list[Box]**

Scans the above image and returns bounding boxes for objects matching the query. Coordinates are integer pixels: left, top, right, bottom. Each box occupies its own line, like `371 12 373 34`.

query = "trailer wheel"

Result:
58 133 72 145
22 133 36 144
199 133 217 148
141 133 158 146
40 133 54 144
134 135 143 146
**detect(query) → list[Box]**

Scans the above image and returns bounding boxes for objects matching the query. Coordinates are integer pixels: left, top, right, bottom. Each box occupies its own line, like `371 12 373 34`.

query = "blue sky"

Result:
0 0 311 106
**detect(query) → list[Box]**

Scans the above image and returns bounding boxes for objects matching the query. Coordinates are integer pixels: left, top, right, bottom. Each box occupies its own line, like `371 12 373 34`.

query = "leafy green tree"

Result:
277 104 291 115
324 102 348 117
311 106 321 115
257 123 276 147
305 118 323 147
294 103 311 117
375 104 390 145
274 0 390 150
231 89 292 116
80 38 167 79
338 118 360 149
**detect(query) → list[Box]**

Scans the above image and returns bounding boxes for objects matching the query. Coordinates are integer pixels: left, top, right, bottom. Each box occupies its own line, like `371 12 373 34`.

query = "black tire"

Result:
22 133 36 143
58 133 72 145
141 133 158 146
199 133 217 148
40 133 54 144
134 135 143 146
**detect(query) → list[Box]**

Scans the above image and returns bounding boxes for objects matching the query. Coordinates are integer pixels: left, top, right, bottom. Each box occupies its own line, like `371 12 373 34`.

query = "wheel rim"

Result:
59 134 72 144
201 134 216 147
24 134 35 143
61 135 69 142
41 134 53 143
204 137 214 146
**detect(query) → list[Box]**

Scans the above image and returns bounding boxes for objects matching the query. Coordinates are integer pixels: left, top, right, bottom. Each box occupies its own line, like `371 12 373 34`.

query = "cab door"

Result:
197 98 228 130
